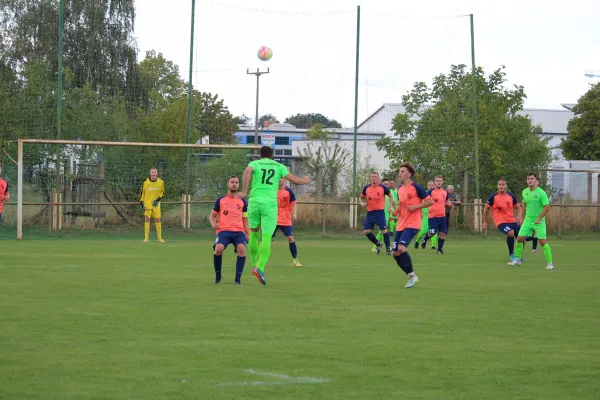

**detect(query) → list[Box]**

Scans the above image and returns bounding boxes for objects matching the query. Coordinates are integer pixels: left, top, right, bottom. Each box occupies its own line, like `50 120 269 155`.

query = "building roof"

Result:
359 102 574 136
235 123 385 137
515 108 573 134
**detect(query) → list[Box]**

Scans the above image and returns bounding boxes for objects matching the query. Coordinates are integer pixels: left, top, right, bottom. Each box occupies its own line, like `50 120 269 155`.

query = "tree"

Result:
377 65 553 199
234 114 251 125
137 50 186 111
560 83 600 160
258 113 279 126
284 113 342 129
305 123 332 139
298 125 350 196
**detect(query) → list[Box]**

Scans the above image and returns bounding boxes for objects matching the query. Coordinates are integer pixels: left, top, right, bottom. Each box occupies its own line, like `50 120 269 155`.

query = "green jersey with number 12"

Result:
248 159 290 204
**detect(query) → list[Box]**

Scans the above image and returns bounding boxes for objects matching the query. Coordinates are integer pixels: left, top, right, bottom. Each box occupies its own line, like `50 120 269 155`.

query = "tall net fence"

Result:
1 2 598 239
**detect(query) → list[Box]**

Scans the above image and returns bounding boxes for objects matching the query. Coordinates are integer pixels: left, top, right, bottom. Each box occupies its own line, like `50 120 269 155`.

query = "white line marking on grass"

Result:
243 369 295 379
0 265 76 268
217 378 331 387
216 369 331 387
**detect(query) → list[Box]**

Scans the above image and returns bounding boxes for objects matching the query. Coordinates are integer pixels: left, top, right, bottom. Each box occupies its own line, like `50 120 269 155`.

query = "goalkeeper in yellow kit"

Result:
140 167 165 243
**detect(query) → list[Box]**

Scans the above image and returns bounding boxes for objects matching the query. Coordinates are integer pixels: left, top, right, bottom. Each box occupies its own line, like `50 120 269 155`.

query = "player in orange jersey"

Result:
273 179 301 267
360 172 397 255
419 175 453 254
391 163 433 288
482 178 523 262
210 176 250 285
0 165 9 223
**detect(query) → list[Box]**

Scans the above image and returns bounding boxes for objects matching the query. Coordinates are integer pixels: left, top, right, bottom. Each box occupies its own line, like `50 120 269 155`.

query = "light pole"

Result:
247 68 270 145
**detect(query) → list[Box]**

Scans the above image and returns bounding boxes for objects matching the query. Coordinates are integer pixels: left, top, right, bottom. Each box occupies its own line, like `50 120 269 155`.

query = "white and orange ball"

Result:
257 46 273 61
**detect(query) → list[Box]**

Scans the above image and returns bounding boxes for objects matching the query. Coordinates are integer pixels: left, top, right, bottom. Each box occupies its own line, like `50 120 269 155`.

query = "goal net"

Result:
11 139 260 239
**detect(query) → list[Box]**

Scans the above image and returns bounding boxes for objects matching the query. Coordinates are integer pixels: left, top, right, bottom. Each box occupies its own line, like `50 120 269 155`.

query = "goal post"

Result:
16 138 260 240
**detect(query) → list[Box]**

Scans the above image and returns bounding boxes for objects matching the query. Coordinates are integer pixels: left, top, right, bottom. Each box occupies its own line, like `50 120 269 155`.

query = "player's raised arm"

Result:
237 166 254 199
284 172 311 185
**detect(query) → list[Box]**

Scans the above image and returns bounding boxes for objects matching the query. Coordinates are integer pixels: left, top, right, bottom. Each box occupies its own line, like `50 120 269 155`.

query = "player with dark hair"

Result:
508 173 554 269
0 165 9 224
371 178 394 253
273 179 302 267
238 146 311 285
482 178 523 262
360 172 397 255
210 176 249 285
391 163 433 288
140 167 165 243
420 175 453 254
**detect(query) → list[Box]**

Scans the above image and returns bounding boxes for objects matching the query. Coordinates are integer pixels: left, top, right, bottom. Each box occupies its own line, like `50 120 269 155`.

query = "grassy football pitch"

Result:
1 233 599 399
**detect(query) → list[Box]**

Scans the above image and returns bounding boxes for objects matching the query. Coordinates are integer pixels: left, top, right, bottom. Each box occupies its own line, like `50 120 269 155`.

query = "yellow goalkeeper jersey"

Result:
140 177 165 208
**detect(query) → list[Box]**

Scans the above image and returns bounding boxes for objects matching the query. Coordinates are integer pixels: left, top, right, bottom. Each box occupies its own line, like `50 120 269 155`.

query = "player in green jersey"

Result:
237 146 311 285
388 179 398 235
415 180 438 249
508 173 554 269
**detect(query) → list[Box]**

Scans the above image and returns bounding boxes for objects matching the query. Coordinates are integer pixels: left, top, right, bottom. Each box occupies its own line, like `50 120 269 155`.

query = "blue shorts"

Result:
428 217 448 235
214 231 247 249
393 229 419 251
497 223 520 235
0 213 2 223
273 225 294 237
364 210 387 231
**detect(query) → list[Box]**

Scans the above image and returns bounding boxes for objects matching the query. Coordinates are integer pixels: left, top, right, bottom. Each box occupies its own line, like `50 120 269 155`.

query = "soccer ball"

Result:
257 46 273 61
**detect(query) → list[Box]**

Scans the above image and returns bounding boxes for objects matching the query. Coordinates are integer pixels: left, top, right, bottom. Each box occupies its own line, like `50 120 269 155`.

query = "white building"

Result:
357 103 600 201
358 102 575 163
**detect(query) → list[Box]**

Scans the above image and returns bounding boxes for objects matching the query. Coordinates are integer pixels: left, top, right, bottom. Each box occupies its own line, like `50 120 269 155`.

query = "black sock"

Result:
394 252 414 274
289 242 298 258
422 234 429 244
235 256 245 282
437 238 445 251
507 236 515 255
366 232 379 245
383 233 391 251
532 237 538 250
214 254 223 281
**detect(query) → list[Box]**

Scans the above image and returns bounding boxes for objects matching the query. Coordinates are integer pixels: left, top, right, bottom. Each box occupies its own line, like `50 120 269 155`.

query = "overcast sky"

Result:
135 0 600 128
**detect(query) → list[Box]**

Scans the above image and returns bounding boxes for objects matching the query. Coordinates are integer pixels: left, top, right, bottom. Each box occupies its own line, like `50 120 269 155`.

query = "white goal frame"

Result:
16 138 260 240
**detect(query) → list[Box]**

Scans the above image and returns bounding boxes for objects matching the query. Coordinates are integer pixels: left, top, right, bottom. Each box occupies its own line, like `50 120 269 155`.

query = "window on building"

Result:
284 150 292 156
275 136 289 145
275 149 284 155
246 135 262 144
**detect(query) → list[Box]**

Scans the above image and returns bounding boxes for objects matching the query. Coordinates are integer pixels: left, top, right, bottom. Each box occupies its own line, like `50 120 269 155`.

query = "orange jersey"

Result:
486 192 519 227
395 182 431 230
0 178 8 213
212 194 248 233
427 188 449 218
361 184 390 212
277 187 297 226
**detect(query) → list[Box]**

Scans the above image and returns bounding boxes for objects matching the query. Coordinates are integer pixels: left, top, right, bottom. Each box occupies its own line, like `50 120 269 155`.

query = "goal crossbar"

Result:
16 138 261 240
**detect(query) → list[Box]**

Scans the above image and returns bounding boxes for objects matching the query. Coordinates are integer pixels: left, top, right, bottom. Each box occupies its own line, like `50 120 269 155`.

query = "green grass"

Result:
1 234 599 399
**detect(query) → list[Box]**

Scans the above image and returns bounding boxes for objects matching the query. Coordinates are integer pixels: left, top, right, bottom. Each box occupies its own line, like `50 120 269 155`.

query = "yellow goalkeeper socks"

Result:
144 222 150 240
156 222 162 240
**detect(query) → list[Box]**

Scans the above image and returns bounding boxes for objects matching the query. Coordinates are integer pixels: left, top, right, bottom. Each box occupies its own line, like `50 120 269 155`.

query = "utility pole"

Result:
247 68 270 145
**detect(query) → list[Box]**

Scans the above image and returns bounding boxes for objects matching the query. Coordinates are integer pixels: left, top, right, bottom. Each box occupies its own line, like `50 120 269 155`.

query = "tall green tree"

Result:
285 113 342 129
137 50 186 111
377 65 553 198
560 83 600 160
